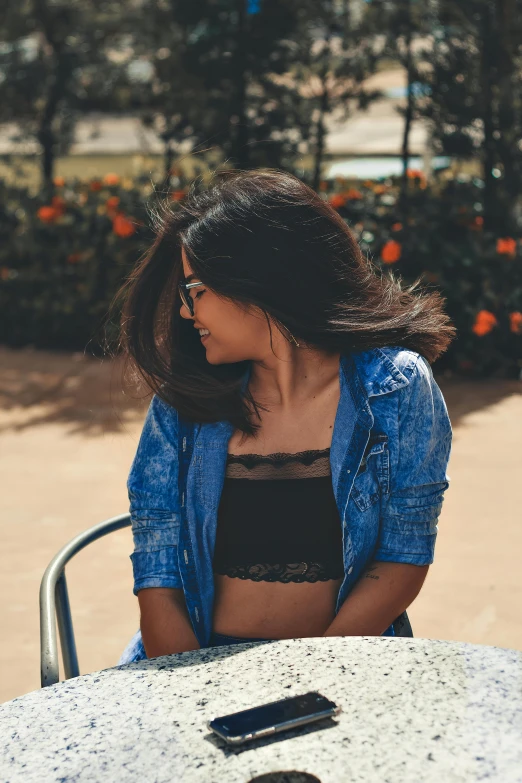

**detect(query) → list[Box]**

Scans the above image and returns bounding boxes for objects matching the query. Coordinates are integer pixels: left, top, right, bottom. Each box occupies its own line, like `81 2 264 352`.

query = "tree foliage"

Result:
404 0 522 234
0 0 133 191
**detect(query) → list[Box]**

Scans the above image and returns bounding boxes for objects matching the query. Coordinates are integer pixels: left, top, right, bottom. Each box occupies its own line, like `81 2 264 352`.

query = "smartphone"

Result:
206 691 341 745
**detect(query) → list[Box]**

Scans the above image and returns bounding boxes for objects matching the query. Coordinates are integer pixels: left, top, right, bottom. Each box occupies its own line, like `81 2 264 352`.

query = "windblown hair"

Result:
114 168 455 435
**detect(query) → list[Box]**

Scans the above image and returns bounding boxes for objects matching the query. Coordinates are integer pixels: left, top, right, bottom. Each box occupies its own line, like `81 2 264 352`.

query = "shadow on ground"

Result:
436 375 521 428
0 346 520 435
0 346 149 435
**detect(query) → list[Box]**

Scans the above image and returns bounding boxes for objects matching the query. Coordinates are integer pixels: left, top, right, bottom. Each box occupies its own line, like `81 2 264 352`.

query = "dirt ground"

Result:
1 345 521 704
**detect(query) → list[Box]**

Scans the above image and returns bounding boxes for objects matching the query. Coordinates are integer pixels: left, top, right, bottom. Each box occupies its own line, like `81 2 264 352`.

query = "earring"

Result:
282 325 300 347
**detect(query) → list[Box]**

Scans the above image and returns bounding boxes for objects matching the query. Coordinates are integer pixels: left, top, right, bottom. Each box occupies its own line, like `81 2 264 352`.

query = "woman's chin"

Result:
199 344 215 364
204 345 244 366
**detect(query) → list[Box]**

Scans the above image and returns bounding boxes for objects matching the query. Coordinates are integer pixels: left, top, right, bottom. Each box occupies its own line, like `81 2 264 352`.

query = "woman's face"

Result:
180 246 275 365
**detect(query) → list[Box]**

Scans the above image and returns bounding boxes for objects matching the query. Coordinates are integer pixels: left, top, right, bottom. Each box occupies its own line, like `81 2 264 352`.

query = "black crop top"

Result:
212 448 345 583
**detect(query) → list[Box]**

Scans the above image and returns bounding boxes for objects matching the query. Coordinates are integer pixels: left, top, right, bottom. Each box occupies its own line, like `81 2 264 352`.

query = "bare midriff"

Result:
212 573 344 639
212 356 343 639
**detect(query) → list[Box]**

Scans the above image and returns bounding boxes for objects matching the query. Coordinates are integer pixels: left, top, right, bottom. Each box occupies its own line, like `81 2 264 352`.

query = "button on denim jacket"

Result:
128 347 452 647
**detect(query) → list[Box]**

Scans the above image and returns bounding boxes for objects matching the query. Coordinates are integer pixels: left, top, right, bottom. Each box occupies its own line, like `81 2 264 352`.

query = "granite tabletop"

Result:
1 636 522 783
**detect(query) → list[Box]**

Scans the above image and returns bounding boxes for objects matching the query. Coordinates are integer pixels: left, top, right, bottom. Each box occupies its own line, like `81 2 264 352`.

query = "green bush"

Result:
0 175 155 354
1 173 521 377
326 175 522 378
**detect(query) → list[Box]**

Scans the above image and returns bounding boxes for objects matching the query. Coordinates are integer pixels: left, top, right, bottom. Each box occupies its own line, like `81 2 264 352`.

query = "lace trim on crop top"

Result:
226 448 332 480
213 448 345 583
216 561 340 583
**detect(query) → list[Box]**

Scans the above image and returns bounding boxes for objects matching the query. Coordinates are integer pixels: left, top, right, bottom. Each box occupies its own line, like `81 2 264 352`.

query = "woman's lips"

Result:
201 333 210 343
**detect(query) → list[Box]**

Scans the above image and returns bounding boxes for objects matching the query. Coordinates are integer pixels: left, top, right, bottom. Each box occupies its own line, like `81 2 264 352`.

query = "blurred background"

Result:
1 0 521 703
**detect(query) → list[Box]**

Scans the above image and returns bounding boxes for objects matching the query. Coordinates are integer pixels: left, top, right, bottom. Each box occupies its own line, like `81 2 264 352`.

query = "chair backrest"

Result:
39 513 131 688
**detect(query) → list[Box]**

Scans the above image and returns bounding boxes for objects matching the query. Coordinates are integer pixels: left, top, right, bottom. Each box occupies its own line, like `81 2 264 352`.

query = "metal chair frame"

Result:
39 512 131 688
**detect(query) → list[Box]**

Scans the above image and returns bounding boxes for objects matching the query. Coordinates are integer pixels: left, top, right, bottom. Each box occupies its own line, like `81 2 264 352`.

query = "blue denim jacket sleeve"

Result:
373 356 452 566
127 394 183 595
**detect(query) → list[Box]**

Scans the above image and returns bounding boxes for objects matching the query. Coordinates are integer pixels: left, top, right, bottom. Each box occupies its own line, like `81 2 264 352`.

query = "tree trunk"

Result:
232 0 250 169
400 0 414 212
478 5 498 233
34 0 70 196
312 31 331 192
37 125 56 196
494 0 518 233
341 0 351 44
164 139 174 180
312 86 329 192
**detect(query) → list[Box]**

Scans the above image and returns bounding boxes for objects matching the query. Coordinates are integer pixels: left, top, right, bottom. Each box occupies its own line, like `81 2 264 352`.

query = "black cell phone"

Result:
206 691 341 745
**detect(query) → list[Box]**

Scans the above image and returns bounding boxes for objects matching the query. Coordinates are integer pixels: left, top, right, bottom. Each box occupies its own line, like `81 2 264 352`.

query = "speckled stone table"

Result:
2 637 522 783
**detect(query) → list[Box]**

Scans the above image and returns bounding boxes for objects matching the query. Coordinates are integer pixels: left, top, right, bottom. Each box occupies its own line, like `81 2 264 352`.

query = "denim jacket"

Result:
127 347 452 647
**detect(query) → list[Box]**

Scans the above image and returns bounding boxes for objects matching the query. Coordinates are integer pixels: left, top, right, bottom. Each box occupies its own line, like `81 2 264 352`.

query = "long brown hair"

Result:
113 168 455 435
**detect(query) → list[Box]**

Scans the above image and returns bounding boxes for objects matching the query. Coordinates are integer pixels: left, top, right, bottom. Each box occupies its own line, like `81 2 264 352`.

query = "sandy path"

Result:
1 346 520 703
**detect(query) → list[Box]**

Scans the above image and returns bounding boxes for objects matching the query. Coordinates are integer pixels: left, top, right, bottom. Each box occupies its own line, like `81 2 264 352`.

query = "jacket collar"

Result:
198 348 414 509
348 347 413 398
240 347 412 400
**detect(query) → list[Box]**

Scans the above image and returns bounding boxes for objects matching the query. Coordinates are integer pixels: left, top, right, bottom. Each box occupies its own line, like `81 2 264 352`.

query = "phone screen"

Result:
210 692 336 737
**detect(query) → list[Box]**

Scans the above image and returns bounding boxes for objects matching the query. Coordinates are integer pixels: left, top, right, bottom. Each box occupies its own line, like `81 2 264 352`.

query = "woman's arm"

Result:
128 395 195 654
138 588 200 657
322 355 451 637
322 560 429 637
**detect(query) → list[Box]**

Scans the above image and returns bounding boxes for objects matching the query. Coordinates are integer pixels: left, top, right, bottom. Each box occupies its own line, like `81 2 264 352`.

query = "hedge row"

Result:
1 172 521 377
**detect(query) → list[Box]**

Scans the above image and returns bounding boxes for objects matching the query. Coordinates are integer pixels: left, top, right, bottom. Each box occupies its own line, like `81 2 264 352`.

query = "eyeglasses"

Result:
178 280 204 317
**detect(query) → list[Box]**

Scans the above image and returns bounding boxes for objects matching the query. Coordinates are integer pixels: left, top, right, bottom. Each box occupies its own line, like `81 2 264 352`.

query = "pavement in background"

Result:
1 346 520 703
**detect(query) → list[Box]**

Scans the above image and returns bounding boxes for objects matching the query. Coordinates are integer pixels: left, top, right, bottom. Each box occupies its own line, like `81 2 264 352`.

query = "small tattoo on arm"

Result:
364 564 380 580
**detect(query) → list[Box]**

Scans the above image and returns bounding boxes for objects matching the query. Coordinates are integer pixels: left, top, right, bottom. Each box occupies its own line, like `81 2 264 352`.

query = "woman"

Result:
117 169 454 663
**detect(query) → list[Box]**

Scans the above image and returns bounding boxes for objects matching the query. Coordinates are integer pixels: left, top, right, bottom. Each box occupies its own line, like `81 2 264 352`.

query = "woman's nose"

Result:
179 302 193 320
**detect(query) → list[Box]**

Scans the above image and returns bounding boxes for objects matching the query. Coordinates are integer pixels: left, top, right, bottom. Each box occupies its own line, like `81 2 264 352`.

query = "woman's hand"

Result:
322 560 429 637
138 587 200 657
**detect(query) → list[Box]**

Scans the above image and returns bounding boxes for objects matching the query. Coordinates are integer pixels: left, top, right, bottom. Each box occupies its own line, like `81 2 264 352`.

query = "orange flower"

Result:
509 311 522 334
381 240 402 264
496 237 517 256
470 216 484 230
344 188 363 200
329 194 347 209
113 213 136 238
53 176 65 187
391 222 403 232
90 179 103 191
472 310 498 336
51 195 66 216
171 190 186 202
37 205 59 223
67 253 82 264
103 172 120 186
373 184 388 195
406 168 426 181
106 196 120 216
0 267 10 280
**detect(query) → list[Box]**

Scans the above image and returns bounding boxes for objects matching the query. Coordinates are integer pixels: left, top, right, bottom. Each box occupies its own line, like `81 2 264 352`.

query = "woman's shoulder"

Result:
376 346 434 379
348 346 430 398
349 348 451 440
147 390 180 430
